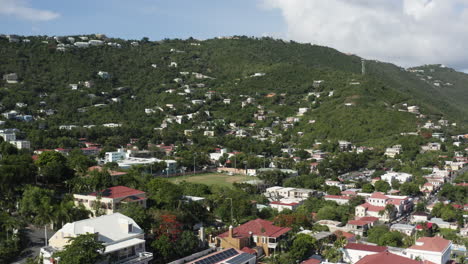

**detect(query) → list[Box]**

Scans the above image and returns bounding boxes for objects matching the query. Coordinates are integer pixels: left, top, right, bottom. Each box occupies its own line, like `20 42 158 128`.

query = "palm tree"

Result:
1 214 17 240
35 200 54 246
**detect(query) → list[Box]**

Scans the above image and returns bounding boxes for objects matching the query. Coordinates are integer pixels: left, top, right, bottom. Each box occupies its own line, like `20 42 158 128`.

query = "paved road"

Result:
12 226 53 264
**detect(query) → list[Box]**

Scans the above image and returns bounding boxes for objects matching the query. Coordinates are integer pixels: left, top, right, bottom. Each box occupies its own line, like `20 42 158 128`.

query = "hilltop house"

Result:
216 218 291 256
73 186 147 216
40 213 152 264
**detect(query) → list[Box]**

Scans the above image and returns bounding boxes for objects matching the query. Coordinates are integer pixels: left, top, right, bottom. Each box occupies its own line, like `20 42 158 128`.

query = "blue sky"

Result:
1 0 468 71
0 0 285 40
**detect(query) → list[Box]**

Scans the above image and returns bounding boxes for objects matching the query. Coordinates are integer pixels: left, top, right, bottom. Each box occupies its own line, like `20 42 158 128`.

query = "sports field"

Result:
168 172 255 187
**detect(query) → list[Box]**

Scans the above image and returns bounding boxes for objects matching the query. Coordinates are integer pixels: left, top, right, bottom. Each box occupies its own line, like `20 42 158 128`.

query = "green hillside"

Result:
0 35 466 148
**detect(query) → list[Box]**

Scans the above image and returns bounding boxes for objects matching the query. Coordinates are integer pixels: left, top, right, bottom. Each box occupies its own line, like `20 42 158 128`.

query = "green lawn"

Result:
168 172 255 187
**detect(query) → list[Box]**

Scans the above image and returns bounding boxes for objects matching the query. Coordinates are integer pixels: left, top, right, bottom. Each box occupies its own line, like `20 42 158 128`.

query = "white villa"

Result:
40 213 153 264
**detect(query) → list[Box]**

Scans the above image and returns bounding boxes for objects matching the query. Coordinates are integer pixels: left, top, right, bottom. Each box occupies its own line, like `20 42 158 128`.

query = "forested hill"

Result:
0 35 466 148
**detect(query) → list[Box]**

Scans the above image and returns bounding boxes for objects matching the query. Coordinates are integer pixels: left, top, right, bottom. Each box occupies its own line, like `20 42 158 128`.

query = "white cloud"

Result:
261 0 468 69
0 0 60 21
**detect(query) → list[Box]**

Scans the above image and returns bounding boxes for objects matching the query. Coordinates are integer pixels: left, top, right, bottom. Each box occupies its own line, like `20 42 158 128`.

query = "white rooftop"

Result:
57 213 143 245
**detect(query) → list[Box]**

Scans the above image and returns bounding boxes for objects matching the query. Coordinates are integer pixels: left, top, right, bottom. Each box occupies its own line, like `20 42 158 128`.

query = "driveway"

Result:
12 225 53 264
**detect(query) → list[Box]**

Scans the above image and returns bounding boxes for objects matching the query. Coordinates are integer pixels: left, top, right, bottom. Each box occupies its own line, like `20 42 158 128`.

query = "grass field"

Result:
168 172 255 187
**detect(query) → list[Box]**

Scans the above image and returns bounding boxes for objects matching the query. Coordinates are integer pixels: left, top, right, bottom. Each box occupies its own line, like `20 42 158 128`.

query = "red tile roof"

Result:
270 201 300 206
358 203 385 212
408 236 451 252
240 247 256 255
356 251 428 264
334 230 356 240
218 219 291 239
301 259 321 264
348 220 368 226
344 243 387 252
416 223 433 230
370 192 389 199
358 216 379 223
88 186 145 198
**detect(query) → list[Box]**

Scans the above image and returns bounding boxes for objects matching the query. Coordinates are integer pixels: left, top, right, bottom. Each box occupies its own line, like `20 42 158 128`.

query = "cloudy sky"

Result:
1 0 468 71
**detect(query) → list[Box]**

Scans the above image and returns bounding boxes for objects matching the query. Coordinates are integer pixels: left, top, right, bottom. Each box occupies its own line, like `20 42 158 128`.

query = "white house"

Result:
390 223 415 236
381 172 412 184
324 195 351 205
342 243 387 264
40 213 152 264
269 199 302 212
406 236 452 264
384 145 402 158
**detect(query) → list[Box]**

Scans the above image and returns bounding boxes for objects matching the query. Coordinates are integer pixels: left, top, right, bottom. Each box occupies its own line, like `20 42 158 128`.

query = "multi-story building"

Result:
264 186 317 200
40 213 152 264
355 192 412 221
216 218 291 256
406 236 452 264
74 186 147 216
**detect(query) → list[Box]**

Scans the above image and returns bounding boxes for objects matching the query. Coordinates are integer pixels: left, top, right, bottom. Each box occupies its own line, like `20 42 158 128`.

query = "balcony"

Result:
117 252 153 264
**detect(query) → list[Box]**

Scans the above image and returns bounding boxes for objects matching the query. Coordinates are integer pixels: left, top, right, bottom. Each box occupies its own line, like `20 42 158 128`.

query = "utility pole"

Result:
193 154 196 173
361 58 366 75
227 198 233 225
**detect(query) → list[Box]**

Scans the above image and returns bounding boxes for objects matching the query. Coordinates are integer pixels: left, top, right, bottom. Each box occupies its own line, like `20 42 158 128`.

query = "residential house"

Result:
73 186 147 216
338 141 352 151
264 186 316 200
406 236 452 264
356 251 429 264
346 220 370 236
3 73 18 83
40 213 152 264
98 71 110 79
428 218 458 230
381 171 413 184
355 192 412 222
421 143 441 152
390 224 415 236
411 212 430 224
12 140 31 150
342 243 387 264
216 218 291 256
407 106 420 114
324 195 351 205
269 199 302 212
325 180 345 190
384 145 402 158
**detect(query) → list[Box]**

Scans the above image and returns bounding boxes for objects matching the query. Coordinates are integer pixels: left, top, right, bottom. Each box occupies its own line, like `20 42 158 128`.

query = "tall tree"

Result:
53 233 105 264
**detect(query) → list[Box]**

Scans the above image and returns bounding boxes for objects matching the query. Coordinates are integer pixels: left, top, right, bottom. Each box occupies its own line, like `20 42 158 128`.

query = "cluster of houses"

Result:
0 129 31 149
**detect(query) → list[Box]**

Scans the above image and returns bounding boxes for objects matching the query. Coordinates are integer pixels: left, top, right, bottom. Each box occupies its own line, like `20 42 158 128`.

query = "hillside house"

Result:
385 145 402 158
73 186 147 216
343 243 387 264
40 213 152 264
406 236 452 264
324 195 351 205
3 73 18 83
216 219 291 256
380 172 412 184
390 223 415 236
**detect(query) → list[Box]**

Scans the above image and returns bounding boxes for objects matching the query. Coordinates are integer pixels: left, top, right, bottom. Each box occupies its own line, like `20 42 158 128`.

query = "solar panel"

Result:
225 253 255 264
194 248 238 264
